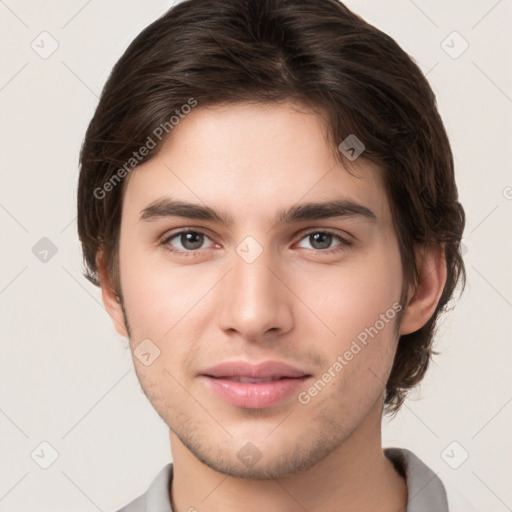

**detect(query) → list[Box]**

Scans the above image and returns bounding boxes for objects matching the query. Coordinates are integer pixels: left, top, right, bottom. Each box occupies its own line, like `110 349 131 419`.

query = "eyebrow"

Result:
139 197 377 226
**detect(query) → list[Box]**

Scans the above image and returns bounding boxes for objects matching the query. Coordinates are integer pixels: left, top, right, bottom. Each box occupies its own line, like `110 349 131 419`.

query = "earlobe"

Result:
96 251 129 338
399 245 447 336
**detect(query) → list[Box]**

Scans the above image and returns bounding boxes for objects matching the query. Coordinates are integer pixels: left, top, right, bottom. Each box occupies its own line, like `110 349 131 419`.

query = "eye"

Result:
162 230 215 255
160 228 352 258
296 230 351 253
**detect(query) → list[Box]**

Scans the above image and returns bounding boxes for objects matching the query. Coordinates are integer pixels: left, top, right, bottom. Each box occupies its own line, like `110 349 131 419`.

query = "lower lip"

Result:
203 376 310 409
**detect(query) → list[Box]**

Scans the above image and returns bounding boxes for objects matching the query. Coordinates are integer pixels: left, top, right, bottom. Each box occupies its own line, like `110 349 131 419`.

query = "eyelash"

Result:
160 228 353 258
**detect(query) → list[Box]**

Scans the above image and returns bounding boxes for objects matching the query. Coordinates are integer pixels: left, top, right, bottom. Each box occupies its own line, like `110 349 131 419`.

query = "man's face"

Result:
114 101 404 478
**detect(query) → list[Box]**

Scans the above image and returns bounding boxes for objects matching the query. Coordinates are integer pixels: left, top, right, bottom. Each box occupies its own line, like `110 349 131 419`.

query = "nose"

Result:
216 242 294 342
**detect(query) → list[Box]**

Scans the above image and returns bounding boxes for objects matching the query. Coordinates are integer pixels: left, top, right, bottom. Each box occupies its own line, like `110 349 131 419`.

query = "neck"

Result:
168 403 407 512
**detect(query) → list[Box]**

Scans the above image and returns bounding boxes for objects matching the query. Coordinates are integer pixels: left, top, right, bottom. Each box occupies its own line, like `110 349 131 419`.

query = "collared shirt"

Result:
113 448 474 512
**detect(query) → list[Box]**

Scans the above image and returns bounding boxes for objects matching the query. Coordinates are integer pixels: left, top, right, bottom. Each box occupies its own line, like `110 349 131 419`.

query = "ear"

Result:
399 244 447 335
96 251 129 338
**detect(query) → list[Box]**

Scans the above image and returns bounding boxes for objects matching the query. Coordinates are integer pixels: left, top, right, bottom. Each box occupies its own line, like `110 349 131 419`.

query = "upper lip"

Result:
202 360 310 379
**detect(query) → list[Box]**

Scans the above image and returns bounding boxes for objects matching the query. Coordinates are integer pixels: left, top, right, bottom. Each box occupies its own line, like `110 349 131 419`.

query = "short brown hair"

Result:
77 0 466 413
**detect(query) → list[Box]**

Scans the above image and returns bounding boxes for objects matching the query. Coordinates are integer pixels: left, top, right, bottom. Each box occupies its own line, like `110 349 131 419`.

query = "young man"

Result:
77 0 471 510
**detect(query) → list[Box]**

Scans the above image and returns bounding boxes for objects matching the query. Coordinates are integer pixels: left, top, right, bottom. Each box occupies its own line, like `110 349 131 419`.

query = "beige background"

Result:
1 0 511 510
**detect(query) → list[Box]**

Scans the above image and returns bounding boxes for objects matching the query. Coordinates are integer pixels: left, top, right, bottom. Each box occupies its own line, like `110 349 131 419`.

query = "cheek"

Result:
298 246 403 342
297 245 403 406
118 239 208 340
300 259 402 413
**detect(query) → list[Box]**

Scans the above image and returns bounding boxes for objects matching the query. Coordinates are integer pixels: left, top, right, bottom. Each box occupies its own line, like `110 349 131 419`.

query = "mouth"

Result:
202 359 309 379
205 375 309 384
200 361 312 409
205 375 305 383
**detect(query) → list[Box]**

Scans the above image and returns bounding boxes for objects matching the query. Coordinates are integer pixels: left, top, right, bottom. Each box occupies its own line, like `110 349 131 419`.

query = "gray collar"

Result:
385 447 449 512
118 448 448 512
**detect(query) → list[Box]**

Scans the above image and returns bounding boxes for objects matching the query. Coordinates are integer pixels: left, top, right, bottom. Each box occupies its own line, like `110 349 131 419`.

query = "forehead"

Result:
122 102 390 225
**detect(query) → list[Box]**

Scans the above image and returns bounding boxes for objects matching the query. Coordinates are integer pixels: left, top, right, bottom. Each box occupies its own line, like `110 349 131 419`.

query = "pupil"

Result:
310 233 331 250
182 232 203 250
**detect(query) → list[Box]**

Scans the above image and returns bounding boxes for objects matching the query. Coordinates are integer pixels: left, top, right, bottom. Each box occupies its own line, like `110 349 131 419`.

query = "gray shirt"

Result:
114 448 466 511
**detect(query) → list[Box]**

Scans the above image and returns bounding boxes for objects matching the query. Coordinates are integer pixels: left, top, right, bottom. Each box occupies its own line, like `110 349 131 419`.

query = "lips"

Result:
201 360 311 409
221 377 281 383
202 360 309 380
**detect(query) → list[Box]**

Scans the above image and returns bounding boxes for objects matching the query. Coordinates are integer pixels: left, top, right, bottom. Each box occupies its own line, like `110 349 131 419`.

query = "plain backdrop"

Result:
1 0 511 511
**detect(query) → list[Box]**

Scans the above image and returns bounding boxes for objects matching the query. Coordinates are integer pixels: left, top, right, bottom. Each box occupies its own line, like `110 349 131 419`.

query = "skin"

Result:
98 101 446 512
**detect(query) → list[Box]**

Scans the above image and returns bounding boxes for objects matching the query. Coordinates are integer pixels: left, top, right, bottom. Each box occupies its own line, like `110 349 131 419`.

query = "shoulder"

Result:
384 447 474 512
111 463 174 512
